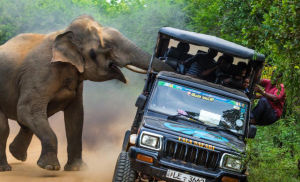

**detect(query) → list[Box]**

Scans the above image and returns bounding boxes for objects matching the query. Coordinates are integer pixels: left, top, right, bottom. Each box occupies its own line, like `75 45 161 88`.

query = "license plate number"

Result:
166 169 206 182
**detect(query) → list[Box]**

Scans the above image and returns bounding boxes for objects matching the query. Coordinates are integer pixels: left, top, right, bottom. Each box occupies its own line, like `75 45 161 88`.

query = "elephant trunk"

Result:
117 33 174 72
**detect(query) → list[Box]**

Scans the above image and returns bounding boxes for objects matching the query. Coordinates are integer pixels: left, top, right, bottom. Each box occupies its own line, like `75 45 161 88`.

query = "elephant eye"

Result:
89 49 97 61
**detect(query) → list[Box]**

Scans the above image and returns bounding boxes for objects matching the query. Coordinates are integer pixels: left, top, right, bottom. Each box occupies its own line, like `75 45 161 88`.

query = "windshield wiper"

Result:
206 126 240 137
168 112 205 125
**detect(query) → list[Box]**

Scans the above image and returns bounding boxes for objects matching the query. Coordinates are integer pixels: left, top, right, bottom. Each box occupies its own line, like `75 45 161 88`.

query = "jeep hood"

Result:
143 117 245 153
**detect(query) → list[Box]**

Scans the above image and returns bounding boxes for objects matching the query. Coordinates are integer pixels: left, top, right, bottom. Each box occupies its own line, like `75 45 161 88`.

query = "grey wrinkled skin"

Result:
0 15 173 172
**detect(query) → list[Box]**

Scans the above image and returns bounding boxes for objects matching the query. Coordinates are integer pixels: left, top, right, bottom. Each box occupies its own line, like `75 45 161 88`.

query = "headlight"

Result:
139 131 163 151
220 153 243 172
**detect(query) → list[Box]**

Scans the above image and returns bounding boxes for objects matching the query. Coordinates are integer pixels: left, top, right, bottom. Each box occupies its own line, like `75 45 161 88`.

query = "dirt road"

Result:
0 113 129 182
1 140 121 182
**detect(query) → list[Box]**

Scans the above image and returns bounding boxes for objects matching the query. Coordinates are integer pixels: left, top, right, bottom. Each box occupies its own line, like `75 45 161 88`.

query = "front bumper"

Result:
128 146 247 182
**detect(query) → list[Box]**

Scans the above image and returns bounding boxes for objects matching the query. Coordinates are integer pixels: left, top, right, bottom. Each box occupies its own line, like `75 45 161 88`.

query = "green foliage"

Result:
184 0 221 35
220 1 300 116
184 0 300 115
246 116 300 181
184 0 300 181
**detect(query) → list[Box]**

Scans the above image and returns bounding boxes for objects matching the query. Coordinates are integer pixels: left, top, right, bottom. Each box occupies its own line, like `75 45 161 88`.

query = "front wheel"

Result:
112 151 137 182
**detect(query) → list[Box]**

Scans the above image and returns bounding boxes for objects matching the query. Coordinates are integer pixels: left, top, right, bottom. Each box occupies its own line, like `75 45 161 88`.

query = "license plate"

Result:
166 169 206 182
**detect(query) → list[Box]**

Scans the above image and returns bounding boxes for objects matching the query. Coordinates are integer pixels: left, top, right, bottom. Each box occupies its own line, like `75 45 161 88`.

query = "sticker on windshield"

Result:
233 105 240 110
158 80 247 109
187 92 215 102
199 110 221 125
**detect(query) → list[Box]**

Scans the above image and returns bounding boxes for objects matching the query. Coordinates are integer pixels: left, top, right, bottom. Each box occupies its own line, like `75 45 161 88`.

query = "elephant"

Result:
0 15 173 171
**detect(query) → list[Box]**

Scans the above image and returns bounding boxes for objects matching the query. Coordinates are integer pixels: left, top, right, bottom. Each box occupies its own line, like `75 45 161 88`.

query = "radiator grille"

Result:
164 140 220 169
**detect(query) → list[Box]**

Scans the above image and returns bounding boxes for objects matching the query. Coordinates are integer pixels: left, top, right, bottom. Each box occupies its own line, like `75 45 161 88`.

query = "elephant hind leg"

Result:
9 125 33 161
17 98 60 171
0 109 11 172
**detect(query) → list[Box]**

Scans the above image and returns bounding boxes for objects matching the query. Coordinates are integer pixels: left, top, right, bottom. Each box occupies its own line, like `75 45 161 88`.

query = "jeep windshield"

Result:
148 80 248 135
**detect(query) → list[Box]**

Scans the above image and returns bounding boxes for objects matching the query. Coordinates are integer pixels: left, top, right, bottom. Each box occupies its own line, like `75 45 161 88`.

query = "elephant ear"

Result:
51 31 84 73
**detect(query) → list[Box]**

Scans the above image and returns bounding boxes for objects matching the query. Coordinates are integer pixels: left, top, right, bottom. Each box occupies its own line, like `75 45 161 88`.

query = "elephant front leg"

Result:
63 82 86 171
0 109 11 171
9 126 33 161
63 111 86 171
17 96 60 171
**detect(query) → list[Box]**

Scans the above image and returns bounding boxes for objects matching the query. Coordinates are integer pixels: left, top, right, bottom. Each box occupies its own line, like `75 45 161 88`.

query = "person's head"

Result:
218 54 233 64
241 69 247 77
218 54 233 71
177 42 190 53
237 62 247 77
223 54 234 63
243 77 250 89
207 48 218 58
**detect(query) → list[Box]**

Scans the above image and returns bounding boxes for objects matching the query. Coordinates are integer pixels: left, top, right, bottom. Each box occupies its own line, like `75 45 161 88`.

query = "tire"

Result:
112 151 137 182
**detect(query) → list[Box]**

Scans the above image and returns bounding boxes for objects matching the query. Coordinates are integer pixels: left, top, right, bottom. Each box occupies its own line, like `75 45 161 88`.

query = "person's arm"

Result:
200 65 219 77
184 56 195 66
259 79 269 87
184 52 205 66
255 85 282 102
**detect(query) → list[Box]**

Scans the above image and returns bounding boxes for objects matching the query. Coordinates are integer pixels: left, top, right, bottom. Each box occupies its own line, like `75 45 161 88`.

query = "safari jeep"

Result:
113 27 265 182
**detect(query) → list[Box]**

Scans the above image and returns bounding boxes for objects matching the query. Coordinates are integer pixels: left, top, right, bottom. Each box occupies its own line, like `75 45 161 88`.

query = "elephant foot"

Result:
37 152 60 171
64 159 87 171
0 163 12 172
9 143 27 161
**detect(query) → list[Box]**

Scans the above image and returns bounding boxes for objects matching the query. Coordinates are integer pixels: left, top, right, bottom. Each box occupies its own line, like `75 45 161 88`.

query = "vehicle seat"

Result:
164 42 190 70
164 47 180 69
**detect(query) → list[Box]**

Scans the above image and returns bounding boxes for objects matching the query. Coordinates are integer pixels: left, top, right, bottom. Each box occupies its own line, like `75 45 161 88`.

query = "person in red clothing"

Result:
250 72 286 125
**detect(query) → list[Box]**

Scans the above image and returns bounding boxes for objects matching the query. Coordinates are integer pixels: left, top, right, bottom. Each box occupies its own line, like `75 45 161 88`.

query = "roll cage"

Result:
146 27 265 100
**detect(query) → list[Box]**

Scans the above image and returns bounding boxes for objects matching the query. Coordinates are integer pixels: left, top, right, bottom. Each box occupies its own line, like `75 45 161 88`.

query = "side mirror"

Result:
247 124 257 139
135 94 147 108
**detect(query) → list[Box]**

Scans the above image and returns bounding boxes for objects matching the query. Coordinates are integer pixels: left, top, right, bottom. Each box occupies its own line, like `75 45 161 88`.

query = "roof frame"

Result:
159 27 265 61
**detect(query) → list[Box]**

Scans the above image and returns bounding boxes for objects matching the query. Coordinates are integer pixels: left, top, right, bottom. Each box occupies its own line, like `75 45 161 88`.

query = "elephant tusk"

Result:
125 65 147 74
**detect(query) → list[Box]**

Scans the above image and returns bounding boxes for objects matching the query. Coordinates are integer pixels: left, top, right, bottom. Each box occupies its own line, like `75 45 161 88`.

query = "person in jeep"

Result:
250 72 286 125
185 48 218 82
222 62 247 89
186 51 235 85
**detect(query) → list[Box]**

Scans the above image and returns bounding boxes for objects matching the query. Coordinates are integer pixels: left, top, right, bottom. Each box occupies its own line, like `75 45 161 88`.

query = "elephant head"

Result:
51 15 173 83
